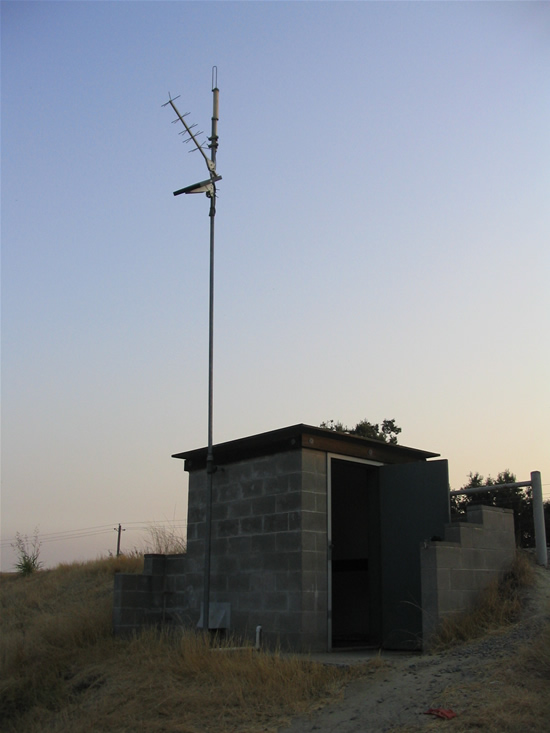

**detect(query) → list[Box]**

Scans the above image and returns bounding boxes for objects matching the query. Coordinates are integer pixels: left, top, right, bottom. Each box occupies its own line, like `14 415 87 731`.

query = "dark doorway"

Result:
329 458 382 648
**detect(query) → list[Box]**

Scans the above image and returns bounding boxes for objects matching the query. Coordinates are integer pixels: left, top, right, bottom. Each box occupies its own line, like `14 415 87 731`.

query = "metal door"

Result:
378 460 450 649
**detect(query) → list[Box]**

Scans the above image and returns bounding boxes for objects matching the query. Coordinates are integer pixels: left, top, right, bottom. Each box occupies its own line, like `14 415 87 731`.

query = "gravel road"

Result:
279 562 550 733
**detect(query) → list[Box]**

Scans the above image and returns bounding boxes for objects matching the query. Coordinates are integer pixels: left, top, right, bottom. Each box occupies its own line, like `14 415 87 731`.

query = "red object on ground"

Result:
424 708 458 720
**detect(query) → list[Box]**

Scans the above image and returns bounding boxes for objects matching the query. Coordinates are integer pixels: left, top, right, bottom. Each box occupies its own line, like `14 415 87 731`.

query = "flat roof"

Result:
172 423 439 472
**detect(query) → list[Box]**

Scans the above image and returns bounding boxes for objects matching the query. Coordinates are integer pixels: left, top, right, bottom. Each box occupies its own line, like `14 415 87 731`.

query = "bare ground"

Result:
279 563 550 733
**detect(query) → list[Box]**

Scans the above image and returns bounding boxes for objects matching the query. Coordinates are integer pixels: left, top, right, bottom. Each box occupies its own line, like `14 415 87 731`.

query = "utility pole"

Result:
163 68 221 634
113 524 125 557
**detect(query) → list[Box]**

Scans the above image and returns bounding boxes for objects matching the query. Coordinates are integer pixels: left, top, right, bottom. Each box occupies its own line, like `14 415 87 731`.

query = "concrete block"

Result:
271 450 302 474
250 571 277 592
214 554 238 575
450 568 476 592
483 549 513 572
444 525 464 545
275 492 301 513
436 567 451 592
466 506 485 524
439 589 466 614
215 518 239 538
302 472 325 494
277 571 302 592
302 550 325 573
420 545 437 571
315 493 328 513
227 499 253 519
301 491 318 511
461 547 487 571
301 510 327 533
433 544 462 568
239 479 262 499
287 472 303 493
230 573 251 593
143 554 166 576
211 574 228 592
277 611 302 633
288 511 301 531
263 592 289 612
240 516 263 535
251 495 276 516
275 531 301 553
211 537 229 556
315 533 327 553
302 570 328 593
251 533 276 554
210 500 228 519
165 555 187 575
187 504 204 525
238 591 263 611
264 476 293 495
264 551 295 572
302 531 317 551
226 535 252 555
193 523 206 541
301 448 326 475
473 569 497 590
264 513 289 533
302 609 328 636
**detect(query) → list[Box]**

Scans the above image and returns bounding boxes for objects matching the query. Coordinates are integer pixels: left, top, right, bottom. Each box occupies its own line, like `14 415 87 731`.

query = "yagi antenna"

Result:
163 71 220 188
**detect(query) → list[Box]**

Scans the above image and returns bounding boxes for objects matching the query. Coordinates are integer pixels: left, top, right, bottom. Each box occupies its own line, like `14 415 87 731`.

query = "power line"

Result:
0 520 187 548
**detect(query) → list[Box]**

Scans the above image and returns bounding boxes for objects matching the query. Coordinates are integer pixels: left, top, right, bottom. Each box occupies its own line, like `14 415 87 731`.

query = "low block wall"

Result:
421 505 516 646
113 553 187 635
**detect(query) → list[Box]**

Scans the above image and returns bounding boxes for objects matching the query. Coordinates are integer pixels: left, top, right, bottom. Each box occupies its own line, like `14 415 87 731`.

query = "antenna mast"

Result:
163 68 221 635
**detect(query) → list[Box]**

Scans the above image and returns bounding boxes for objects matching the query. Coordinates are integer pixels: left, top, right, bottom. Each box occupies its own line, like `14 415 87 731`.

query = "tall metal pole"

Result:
164 70 221 635
202 75 219 634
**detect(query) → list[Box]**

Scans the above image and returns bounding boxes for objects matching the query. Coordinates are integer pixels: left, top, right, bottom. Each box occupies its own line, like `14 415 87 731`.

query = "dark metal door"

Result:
378 460 450 649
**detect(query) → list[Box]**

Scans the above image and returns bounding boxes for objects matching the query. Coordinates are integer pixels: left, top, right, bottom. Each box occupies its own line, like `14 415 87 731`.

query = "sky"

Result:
2 1 549 571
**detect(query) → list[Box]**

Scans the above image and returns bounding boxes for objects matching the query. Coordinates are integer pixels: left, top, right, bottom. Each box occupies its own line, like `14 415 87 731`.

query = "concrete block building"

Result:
113 424 516 651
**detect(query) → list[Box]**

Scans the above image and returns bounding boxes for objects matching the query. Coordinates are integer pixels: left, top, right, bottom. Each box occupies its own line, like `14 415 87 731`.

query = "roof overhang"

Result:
172 424 439 472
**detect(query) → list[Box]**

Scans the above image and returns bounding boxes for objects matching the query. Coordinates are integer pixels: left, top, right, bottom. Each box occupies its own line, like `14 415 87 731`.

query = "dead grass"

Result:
0 555 366 733
430 550 535 652
415 617 550 733
394 554 550 733
142 522 187 554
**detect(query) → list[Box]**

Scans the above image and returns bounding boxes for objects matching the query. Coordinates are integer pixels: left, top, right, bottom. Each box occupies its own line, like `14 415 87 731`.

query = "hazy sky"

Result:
2 1 549 571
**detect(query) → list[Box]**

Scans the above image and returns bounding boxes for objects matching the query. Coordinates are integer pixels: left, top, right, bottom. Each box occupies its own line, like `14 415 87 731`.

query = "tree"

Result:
451 471 536 548
11 528 43 575
320 418 402 444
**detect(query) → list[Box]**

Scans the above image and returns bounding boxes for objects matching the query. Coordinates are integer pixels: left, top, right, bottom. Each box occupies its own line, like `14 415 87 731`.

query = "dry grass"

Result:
415 616 550 733
141 522 187 554
396 554 550 733
0 556 367 733
430 550 535 651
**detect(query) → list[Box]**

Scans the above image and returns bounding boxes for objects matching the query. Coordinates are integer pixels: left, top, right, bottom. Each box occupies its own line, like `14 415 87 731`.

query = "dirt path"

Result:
279 563 550 733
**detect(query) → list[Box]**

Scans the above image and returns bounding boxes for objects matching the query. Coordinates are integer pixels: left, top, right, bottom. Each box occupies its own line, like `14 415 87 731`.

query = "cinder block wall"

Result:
113 553 187 634
113 448 329 651
421 505 516 646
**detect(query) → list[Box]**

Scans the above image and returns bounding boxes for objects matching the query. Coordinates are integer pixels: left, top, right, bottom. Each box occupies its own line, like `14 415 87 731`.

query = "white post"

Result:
531 471 547 567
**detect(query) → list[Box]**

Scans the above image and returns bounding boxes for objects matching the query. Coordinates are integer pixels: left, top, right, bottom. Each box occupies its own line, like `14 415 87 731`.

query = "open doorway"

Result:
329 457 382 648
